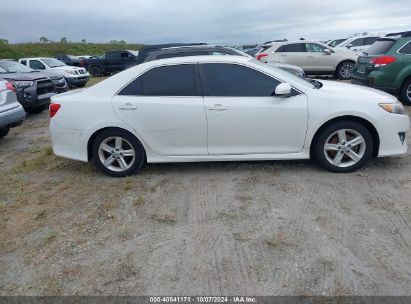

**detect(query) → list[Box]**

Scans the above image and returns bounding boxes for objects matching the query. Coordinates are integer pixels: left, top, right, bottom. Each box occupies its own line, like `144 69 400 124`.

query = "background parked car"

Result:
0 60 57 113
352 31 411 105
143 45 305 78
327 39 346 48
85 50 140 77
85 44 208 77
54 54 84 67
18 58 89 88
334 35 380 53
256 40 358 80
0 80 25 138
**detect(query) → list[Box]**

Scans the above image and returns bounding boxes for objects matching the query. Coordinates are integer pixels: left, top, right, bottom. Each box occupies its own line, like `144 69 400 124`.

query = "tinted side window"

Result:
276 44 306 52
119 64 199 96
30 60 45 70
20 60 27 65
350 38 364 47
305 43 326 52
201 63 280 97
399 41 411 54
106 52 120 60
365 37 378 45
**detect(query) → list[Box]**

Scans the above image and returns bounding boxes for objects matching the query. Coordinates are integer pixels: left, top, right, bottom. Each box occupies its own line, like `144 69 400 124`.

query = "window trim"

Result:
116 63 203 97
198 62 302 97
397 40 411 55
275 43 306 53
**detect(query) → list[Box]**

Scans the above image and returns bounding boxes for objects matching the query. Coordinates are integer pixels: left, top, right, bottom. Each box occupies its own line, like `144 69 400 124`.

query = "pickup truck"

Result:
85 44 205 77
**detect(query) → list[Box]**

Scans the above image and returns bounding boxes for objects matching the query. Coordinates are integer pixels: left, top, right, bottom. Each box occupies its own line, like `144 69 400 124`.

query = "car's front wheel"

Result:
92 129 145 177
313 121 373 173
336 61 354 80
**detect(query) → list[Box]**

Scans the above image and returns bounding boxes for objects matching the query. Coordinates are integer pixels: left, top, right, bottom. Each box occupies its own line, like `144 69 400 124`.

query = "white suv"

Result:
256 40 358 80
334 36 380 53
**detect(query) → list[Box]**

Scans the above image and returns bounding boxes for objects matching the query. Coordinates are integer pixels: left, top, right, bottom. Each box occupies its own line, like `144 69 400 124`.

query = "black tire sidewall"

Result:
336 61 354 80
92 129 145 177
90 66 102 77
313 121 373 173
400 79 411 105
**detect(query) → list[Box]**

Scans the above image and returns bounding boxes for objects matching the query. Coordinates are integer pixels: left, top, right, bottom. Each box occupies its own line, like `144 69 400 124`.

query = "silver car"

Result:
0 80 25 138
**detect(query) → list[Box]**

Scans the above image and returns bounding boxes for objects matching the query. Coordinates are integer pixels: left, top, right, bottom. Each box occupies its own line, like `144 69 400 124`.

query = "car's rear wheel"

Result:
400 78 411 106
0 128 10 139
90 66 102 77
336 61 354 80
92 129 145 177
313 121 373 173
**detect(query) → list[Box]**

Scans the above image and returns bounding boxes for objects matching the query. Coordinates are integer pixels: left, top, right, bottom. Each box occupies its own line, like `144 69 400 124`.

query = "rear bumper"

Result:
351 76 399 95
376 113 410 157
0 104 25 129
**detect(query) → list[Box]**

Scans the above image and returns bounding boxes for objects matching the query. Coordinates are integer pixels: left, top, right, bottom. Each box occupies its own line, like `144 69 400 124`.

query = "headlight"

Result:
11 80 33 88
379 102 406 115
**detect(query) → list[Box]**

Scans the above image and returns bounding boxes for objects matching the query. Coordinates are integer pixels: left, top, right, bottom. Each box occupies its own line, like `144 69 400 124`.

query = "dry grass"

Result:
265 232 294 248
13 146 54 173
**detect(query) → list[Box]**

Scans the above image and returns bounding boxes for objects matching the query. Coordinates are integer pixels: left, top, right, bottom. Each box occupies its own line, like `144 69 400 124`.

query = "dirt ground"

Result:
0 80 411 296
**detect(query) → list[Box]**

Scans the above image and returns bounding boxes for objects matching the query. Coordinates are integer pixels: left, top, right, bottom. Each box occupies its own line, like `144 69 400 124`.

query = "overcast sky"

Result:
0 0 409 45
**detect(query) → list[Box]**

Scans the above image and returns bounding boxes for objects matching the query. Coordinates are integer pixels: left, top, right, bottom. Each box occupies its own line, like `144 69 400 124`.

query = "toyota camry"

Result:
49 56 410 177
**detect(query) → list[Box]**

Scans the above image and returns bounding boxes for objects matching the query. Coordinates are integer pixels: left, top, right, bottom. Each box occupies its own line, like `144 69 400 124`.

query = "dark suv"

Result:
0 60 58 113
352 31 411 105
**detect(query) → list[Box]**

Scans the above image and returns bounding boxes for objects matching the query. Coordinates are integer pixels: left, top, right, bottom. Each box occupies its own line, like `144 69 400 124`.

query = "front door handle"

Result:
119 103 137 111
208 104 227 111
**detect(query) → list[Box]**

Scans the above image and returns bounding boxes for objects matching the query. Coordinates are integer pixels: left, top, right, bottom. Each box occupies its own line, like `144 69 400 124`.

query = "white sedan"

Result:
49 56 410 177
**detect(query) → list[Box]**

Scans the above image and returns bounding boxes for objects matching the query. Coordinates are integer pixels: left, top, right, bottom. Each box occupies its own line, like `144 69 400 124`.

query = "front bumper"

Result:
66 75 90 87
0 103 25 129
376 113 410 157
51 78 69 93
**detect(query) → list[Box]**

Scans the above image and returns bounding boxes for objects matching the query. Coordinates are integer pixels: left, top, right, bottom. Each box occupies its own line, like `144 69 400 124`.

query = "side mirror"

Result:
274 83 292 97
324 48 332 55
347 44 352 49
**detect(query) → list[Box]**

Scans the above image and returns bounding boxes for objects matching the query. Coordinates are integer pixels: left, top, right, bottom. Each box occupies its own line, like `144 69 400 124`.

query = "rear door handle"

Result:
280 54 287 57
208 104 227 111
119 103 137 110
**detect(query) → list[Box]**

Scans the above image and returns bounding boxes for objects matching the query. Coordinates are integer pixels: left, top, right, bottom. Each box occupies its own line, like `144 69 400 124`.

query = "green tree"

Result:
60 37 68 43
81 39 87 44
0 38 9 44
39 36 48 43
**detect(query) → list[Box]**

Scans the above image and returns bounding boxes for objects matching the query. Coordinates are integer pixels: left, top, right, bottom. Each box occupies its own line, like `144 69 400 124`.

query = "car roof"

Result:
144 55 251 65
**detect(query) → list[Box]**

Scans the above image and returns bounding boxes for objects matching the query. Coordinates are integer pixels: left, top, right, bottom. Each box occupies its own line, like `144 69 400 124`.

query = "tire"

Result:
336 61 355 80
400 78 411 106
92 129 145 177
90 66 102 77
313 121 374 173
0 128 10 139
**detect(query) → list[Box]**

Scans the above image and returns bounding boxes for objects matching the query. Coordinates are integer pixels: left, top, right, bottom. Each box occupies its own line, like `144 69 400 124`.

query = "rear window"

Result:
366 39 396 55
119 64 199 96
259 45 272 53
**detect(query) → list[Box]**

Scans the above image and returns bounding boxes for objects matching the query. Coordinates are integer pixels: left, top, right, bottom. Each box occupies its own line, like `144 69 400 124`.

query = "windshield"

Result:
365 39 396 55
41 58 66 67
252 59 315 89
0 60 36 73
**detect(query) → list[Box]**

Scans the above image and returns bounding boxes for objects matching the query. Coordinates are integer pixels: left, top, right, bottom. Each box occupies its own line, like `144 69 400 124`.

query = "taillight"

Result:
49 103 61 118
257 54 268 61
370 56 397 67
5 82 16 92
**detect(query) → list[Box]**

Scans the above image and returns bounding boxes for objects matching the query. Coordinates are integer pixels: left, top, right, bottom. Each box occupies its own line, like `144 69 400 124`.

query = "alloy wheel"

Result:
407 84 411 102
339 63 354 79
323 129 366 168
98 136 136 172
